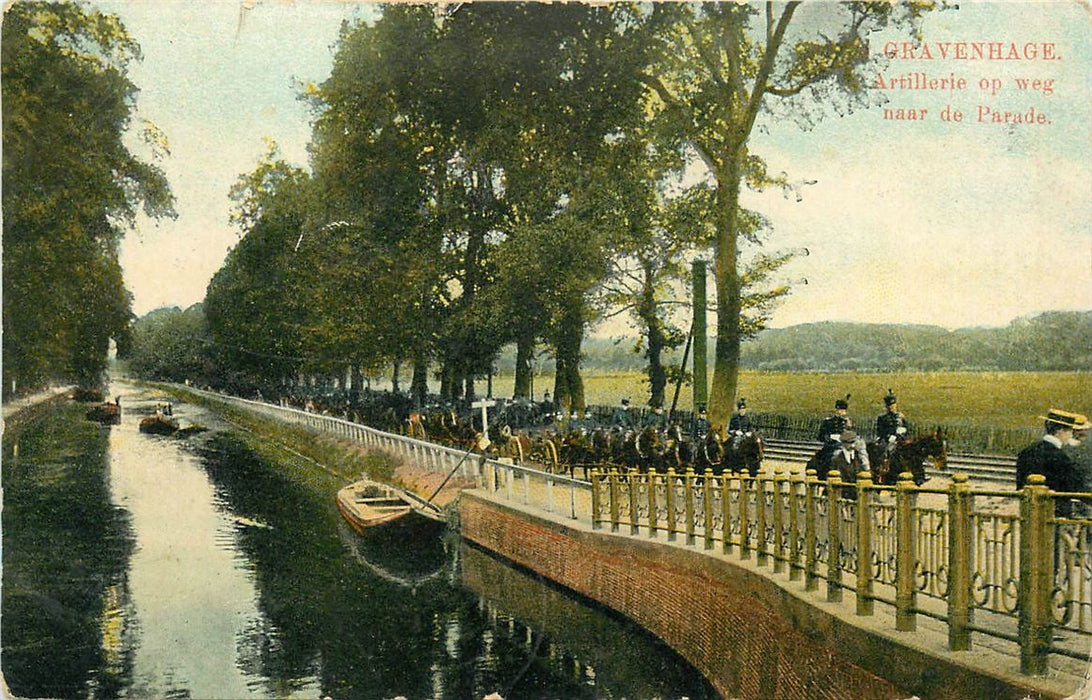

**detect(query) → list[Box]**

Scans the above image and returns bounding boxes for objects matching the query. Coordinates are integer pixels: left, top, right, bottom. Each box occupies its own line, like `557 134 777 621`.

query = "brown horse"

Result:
725 431 764 477
866 428 947 486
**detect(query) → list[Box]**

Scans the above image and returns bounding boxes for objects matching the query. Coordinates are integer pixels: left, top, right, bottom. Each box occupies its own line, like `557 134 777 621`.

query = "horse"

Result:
634 426 667 473
866 428 947 486
693 431 726 475
725 430 764 477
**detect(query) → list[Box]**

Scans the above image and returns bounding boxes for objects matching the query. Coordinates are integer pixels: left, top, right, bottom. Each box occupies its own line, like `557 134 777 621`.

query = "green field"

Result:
488 370 1090 453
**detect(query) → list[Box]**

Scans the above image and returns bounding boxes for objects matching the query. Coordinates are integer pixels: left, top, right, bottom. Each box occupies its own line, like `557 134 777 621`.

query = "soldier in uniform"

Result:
875 390 909 444
1016 409 1088 516
818 395 869 471
692 405 711 442
644 403 667 432
728 399 752 433
612 398 634 429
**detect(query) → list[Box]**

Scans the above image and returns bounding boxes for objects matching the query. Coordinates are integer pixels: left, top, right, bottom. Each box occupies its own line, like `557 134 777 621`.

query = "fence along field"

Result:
475 371 1090 454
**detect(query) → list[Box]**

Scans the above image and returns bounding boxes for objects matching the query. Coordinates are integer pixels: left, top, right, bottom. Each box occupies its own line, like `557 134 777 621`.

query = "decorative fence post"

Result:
722 471 732 554
609 469 620 533
948 473 973 650
666 467 678 542
805 470 818 591
773 469 785 574
628 471 639 536
896 472 917 632
790 470 802 581
685 467 696 546
594 469 602 528
703 468 715 550
856 470 874 616
1019 474 1054 676
739 474 751 560
648 471 659 538
757 471 769 566
827 473 843 602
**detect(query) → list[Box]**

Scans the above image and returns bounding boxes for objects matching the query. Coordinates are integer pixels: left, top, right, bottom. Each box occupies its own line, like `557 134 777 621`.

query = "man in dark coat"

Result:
692 405 711 442
875 390 910 444
728 399 752 433
830 430 863 499
1016 409 1089 516
818 395 852 444
818 395 868 472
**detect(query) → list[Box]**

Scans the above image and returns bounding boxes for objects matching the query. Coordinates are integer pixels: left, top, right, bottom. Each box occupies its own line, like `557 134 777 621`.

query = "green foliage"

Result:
2 2 174 396
127 304 211 382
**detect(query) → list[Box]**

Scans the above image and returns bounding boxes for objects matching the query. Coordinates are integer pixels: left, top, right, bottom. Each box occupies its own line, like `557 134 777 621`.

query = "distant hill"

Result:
740 311 1092 372
496 310 1092 373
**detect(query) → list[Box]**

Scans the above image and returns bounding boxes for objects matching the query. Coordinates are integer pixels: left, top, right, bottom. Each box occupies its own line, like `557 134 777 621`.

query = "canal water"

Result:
2 384 716 699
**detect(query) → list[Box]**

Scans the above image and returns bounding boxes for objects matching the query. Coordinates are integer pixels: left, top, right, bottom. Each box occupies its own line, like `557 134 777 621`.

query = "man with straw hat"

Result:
1016 409 1090 516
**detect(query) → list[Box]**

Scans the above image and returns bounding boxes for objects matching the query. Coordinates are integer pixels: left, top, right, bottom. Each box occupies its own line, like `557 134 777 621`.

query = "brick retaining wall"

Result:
460 491 1069 700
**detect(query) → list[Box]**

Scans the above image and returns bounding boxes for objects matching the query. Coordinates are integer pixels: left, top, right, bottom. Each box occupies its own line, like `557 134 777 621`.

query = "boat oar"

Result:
424 439 481 506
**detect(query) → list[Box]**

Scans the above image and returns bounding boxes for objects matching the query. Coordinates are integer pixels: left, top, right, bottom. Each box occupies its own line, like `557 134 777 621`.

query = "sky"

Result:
100 0 1092 331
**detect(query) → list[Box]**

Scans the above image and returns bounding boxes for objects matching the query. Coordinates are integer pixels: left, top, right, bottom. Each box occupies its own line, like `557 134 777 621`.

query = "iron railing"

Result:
590 466 1092 676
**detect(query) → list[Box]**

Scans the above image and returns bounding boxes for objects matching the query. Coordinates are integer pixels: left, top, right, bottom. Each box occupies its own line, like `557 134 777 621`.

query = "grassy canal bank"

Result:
157 383 471 515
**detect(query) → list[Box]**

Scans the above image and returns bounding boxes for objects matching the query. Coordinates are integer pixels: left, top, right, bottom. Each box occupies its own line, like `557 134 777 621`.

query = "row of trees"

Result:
199 3 933 420
2 2 174 397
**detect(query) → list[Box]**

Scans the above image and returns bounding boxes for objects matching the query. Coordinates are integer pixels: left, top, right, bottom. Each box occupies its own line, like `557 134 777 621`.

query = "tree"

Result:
2 2 174 394
643 2 933 426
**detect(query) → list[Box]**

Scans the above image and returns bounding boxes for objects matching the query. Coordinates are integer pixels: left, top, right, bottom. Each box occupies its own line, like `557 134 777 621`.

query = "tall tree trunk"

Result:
464 372 475 405
638 257 667 408
439 361 452 402
411 350 428 408
513 333 534 398
554 308 585 415
709 154 744 429
391 359 401 394
351 365 363 401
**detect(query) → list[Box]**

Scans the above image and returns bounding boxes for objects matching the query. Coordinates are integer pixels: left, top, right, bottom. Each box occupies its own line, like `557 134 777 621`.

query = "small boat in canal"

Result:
86 397 121 424
336 478 445 535
139 411 179 435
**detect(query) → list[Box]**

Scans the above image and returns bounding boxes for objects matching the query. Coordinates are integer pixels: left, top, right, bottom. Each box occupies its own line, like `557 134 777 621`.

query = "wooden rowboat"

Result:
336 479 415 534
336 478 446 534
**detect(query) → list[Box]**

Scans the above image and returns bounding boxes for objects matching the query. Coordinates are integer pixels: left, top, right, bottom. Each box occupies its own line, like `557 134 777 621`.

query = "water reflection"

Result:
3 386 714 699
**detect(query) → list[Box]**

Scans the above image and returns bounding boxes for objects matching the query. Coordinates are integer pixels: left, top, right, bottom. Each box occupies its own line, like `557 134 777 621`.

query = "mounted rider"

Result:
612 398 635 430
644 403 668 433
875 389 910 456
728 398 753 449
818 395 869 473
692 404 711 442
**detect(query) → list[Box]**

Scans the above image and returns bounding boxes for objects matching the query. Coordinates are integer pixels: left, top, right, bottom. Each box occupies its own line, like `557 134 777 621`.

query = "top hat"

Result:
884 389 897 407
1038 409 1092 430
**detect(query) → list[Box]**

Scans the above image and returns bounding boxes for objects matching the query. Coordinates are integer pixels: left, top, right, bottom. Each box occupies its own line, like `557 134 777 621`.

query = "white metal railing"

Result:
185 387 590 521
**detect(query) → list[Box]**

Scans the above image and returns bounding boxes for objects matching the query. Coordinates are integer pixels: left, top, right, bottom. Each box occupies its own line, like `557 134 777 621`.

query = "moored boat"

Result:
336 479 414 534
86 397 121 424
336 478 446 534
139 412 179 435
